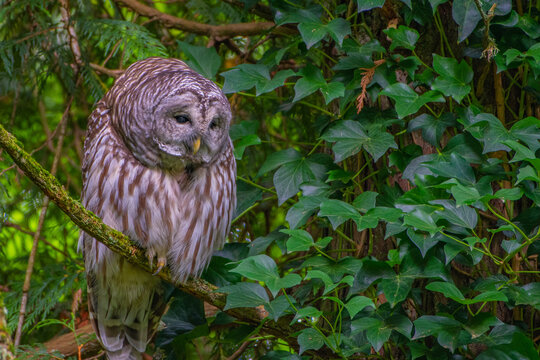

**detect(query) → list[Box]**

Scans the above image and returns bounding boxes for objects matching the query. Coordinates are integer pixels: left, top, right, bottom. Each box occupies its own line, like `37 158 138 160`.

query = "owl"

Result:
79 57 236 359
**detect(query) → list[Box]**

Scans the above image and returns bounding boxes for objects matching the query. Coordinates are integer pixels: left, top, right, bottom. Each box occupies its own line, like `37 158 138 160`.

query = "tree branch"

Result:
113 0 277 37
0 123 310 353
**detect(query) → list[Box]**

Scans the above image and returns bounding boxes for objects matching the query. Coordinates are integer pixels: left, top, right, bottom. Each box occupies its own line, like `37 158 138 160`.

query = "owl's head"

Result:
107 57 232 169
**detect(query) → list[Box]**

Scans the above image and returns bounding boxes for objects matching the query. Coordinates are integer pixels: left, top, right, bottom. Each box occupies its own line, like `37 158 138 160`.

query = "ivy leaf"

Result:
286 195 325 229
233 134 261 160
431 54 473 102
321 120 368 162
352 317 392 351
273 154 330 205
298 17 350 48
234 181 262 219
345 296 376 318
380 274 414 307
431 200 478 229
383 26 420 50
381 83 445 118
221 64 293 95
177 41 222 80
258 148 302 176
426 282 466 302
353 191 379 213
298 328 325 354
318 199 361 228
220 283 269 310
265 296 292 322
452 0 482 42
282 229 314 252
293 65 345 103
321 120 397 161
356 0 386 12
409 113 457 146
326 18 352 46
230 254 279 283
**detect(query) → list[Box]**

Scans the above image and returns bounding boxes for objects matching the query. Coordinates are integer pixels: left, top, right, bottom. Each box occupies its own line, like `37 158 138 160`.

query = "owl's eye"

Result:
174 114 191 124
209 119 219 130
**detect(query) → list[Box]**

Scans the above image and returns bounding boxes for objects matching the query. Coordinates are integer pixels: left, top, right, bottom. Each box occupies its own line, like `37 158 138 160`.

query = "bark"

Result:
113 0 279 37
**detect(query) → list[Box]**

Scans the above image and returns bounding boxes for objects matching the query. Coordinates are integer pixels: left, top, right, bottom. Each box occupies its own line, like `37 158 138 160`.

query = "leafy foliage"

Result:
1 0 540 359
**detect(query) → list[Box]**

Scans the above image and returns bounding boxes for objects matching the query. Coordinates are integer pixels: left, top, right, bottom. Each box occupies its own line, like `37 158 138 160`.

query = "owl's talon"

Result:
153 258 167 276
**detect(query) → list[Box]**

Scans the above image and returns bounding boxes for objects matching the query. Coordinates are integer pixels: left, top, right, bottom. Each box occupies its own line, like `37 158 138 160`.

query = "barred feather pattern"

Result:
79 58 236 359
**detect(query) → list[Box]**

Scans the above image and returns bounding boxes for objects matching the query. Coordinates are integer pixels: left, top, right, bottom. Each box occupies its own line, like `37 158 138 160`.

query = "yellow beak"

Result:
193 137 201 154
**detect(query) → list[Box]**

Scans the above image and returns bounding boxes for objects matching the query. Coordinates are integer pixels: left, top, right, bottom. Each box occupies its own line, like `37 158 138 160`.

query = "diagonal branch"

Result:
0 123 314 353
113 0 277 37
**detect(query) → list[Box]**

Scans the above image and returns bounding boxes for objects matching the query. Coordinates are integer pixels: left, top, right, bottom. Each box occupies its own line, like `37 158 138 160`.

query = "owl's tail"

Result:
106 345 143 360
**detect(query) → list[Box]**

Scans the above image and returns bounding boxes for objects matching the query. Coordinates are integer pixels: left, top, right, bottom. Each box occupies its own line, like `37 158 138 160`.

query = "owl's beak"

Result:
193 137 201 154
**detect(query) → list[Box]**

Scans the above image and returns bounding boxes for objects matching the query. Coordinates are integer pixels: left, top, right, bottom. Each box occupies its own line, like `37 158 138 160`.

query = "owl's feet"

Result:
147 249 168 276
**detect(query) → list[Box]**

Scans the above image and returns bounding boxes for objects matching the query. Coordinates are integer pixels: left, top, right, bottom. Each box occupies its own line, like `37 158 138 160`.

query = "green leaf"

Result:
403 209 442 235
326 18 352 46
408 113 456 146
221 64 294 95
381 83 444 118
345 296 375 318
282 229 314 252
318 199 361 228
286 195 324 229
177 41 222 80
380 274 414 307
321 120 368 162
407 229 440 257
333 53 374 70
321 120 397 161
273 155 330 204
428 0 449 13
351 317 392 351
267 273 302 296
230 255 279 283
265 296 292 321
258 148 302 176
452 0 482 42
432 200 478 229
516 166 540 184
220 283 269 310
234 134 261 160
356 0 386 12
450 183 481 205
383 26 419 51
353 191 378 213
234 181 263 219
297 17 351 48
464 313 502 338
431 54 473 102
298 328 325 354
297 21 328 49
426 282 465 302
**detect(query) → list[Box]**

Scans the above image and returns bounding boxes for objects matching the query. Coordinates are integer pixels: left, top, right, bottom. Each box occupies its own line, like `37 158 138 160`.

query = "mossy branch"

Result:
0 123 308 351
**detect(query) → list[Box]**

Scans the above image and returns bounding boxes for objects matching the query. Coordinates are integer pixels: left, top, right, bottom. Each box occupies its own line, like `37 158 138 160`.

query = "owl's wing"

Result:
81 106 168 359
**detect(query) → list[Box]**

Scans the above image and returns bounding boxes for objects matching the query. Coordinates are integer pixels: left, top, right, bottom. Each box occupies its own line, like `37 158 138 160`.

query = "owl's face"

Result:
106 58 232 169
151 89 231 167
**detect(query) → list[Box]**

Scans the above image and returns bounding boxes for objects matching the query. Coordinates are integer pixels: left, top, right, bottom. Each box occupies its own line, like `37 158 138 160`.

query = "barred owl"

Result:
79 57 236 359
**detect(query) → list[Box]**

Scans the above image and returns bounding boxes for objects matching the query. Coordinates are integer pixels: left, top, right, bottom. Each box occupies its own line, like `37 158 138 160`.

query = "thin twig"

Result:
225 341 250 360
13 98 72 346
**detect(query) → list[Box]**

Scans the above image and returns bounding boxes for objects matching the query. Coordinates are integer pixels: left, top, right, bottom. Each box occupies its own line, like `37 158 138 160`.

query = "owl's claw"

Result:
153 257 167 276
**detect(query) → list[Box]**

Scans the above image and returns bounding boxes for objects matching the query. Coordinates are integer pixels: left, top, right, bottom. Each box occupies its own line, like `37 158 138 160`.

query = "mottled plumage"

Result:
79 57 236 359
